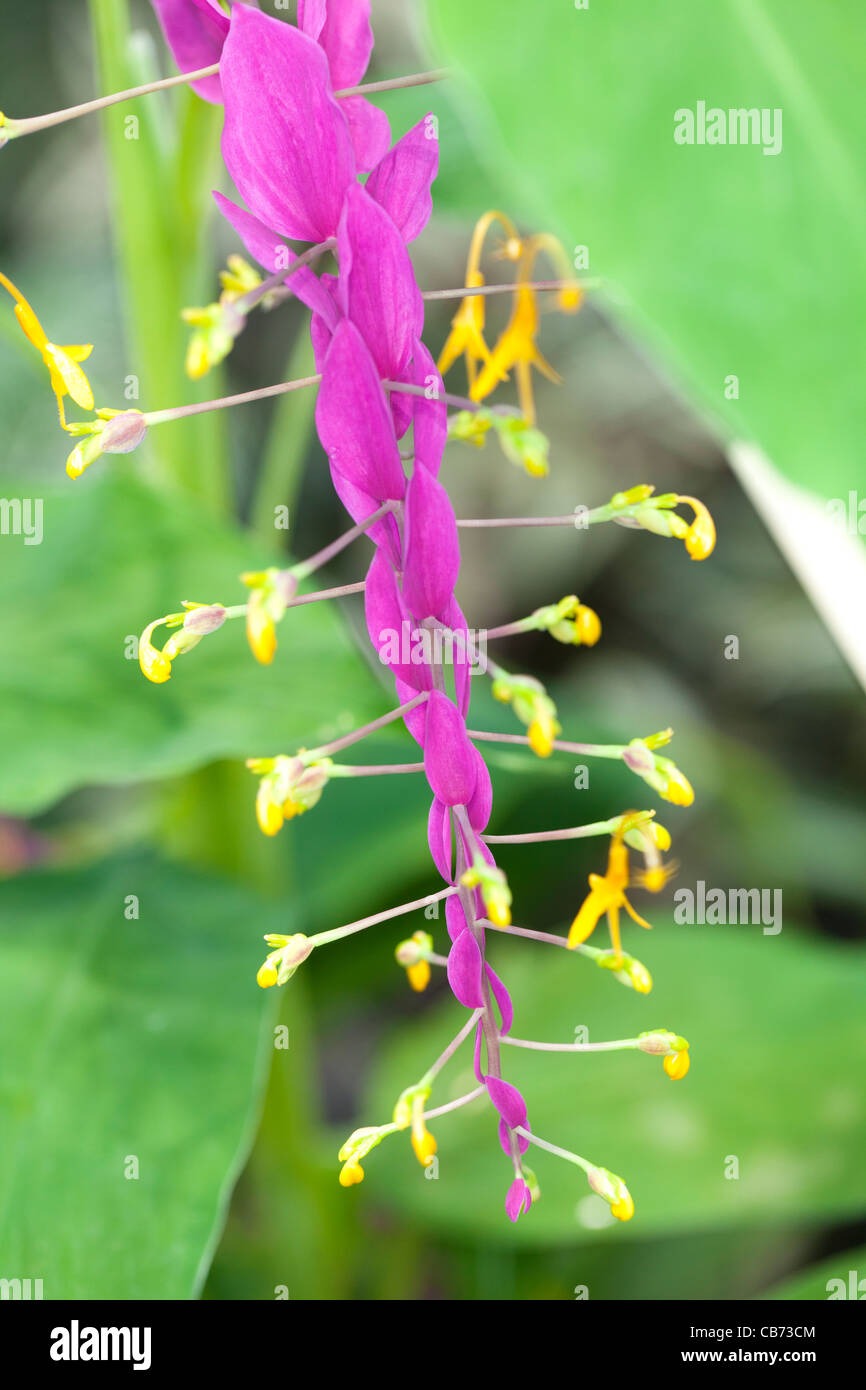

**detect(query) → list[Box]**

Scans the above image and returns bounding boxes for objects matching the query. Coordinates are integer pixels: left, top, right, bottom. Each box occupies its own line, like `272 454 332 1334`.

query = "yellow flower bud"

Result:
256 960 279 989
574 604 602 646
411 1126 437 1168
256 789 284 837
338 1159 365 1187
660 768 695 807
610 1194 635 1221
627 958 653 994
528 716 555 758
487 900 511 928
407 960 431 993
247 600 277 666
664 1049 690 1080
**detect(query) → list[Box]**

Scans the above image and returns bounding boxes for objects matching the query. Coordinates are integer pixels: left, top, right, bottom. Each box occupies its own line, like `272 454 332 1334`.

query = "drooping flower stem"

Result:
326 762 425 778
309 885 459 949
294 502 398 579
143 374 321 427
425 1086 487 1121
232 238 337 314
514 1126 595 1178
502 1035 645 1054
304 691 430 761
482 813 652 845
469 728 627 760
424 1007 485 1084
1 67 451 140
423 278 599 302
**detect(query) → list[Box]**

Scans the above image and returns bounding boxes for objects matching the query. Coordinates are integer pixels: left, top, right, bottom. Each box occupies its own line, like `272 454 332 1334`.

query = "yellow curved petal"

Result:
567 887 609 948
622 894 653 931
13 299 48 350
43 342 94 410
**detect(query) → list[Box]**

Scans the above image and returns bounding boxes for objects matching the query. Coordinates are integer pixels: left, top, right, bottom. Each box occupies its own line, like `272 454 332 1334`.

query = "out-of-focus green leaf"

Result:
0 852 281 1299
426 1 866 511
365 924 866 1242
761 1245 866 1300
0 470 383 815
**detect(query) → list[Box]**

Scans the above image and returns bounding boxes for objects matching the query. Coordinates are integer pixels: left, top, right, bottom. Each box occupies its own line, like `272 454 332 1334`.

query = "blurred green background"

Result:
0 0 864 1301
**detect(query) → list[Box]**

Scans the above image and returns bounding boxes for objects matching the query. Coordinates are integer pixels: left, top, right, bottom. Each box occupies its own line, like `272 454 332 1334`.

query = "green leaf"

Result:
364 924 866 1242
761 1245 866 1300
0 470 383 816
0 852 282 1299
427 0 866 510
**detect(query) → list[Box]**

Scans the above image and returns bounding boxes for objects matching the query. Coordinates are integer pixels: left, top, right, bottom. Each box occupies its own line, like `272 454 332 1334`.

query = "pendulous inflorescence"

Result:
1 0 716 1225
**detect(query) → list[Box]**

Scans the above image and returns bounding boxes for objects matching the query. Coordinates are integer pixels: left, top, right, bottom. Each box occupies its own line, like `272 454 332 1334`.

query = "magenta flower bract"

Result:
220 5 356 243
202 0 536 1213
297 0 390 171
149 0 228 103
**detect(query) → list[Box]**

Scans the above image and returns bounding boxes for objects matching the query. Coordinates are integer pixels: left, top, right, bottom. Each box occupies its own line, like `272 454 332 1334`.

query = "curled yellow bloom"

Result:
471 233 580 426
677 495 716 561
0 271 94 428
438 211 522 389
486 899 511 928
138 619 172 685
568 819 655 963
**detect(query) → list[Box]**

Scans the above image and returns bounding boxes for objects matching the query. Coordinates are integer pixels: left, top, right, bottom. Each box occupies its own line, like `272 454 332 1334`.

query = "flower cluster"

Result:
2 0 718 1226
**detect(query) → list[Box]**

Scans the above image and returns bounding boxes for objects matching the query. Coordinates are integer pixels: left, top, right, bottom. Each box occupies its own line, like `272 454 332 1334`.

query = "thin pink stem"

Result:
306 691 430 760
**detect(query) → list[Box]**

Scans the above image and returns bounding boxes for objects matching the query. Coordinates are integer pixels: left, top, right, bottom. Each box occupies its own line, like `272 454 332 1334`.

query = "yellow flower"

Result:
664 1049 691 1080
437 269 495 384
246 591 277 666
411 1119 437 1169
438 210 522 389
338 1158 365 1187
574 605 602 646
138 619 172 685
0 271 94 428
470 233 580 426
677 495 716 561
610 1194 635 1222
528 711 557 758
407 959 431 992
395 930 434 990
567 820 654 964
